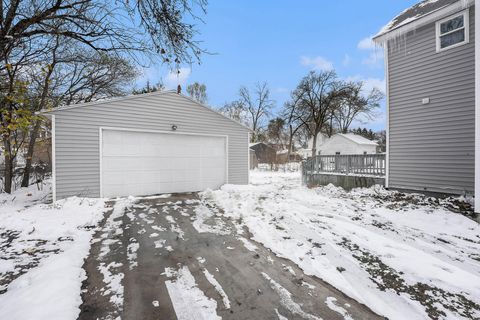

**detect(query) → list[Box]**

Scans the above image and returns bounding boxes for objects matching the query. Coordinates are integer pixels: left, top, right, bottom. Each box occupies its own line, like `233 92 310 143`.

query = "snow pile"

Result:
204 171 480 320
0 183 107 320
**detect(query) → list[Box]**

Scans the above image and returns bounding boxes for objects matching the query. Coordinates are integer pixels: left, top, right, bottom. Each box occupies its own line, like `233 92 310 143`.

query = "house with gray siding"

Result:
41 91 250 201
373 0 480 211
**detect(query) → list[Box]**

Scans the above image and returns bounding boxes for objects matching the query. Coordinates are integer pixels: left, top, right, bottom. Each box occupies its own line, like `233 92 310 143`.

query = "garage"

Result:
101 129 227 197
42 91 250 200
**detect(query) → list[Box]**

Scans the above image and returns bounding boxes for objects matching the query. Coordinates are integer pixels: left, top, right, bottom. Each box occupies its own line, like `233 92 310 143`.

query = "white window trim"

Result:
435 9 470 53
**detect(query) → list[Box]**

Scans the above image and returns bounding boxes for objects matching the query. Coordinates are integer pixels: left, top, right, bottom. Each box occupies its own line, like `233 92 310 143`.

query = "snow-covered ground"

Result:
1 172 479 320
204 170 480 320
0 181 107 320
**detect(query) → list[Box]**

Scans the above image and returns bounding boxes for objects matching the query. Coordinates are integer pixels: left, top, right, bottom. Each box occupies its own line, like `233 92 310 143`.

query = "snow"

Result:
98 261 124 307
203 268 231 309
192 202 230 235
238 237 258 252
127 241 140 270
325 297 353 320
0 181 107 320
166 214 185 239
154 239 166 248
275 308 288 320
205 170 480 320
262 272 321 320
164 266 221 320
338 133 377 145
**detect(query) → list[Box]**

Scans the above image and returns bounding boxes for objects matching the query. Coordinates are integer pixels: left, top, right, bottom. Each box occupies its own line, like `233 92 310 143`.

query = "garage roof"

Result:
40 90 251 131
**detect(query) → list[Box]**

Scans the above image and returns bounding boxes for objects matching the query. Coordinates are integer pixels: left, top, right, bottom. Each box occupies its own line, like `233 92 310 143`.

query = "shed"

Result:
249 148 258 169
318 134 378 155
249 142 276 164
42 91 250 200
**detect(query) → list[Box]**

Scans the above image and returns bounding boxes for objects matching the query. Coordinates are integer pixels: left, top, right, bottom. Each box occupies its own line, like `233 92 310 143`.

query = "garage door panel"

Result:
102 130 226 197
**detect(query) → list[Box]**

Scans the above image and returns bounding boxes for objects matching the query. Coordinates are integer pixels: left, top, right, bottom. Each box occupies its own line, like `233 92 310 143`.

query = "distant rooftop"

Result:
375 0 461 38
339 134 378 146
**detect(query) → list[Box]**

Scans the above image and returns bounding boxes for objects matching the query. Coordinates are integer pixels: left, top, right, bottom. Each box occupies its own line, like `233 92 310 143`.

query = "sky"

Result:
138 0 419 131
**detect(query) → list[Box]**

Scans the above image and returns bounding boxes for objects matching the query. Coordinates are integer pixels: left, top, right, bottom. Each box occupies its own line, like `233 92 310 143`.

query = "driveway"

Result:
78 194 383 320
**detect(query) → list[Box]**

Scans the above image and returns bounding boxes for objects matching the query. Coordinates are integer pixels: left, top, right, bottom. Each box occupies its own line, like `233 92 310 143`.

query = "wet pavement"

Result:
79 194 383 320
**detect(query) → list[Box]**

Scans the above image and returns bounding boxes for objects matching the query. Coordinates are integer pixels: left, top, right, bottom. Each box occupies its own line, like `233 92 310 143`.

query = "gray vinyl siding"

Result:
51 92 250 199
387 6 475 195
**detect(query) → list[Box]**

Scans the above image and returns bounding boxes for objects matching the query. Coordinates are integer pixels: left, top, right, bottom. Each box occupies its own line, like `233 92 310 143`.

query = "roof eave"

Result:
37 90 252 132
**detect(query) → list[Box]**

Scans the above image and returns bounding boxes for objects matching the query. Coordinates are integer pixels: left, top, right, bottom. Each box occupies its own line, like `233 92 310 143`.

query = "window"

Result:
335 152 341 155
436 10 469 52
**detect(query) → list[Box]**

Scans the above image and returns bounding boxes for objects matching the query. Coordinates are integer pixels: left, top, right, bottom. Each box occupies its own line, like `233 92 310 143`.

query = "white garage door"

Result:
101 129 227 197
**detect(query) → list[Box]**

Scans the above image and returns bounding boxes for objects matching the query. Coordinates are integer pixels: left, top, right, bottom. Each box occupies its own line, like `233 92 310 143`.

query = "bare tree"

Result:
239 82 274 142
281 92 305 160
1 0 208 193
0 0 208 67
292 71 348 157
20 42 140 187
187 82 207 104
333 82 383 134
58 54 139 105
218 100 248 125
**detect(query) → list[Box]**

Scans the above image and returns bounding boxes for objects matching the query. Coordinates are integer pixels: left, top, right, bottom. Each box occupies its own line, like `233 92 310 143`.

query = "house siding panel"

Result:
387 6 475 195
51 92 249 199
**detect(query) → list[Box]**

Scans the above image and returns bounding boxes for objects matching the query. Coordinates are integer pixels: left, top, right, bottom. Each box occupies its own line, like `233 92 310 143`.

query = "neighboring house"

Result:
249 142 276 164
41 91 250 200
317 134 378 155
373 0 479 209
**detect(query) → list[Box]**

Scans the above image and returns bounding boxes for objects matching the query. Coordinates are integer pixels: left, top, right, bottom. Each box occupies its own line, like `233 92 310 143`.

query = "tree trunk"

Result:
3 136 13 194
329 116 334 137
21 119 41 187
287 126 293 161
311 132 318 158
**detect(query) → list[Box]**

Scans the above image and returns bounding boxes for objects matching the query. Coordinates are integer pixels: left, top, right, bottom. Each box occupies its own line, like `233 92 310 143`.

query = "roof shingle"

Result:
376 0 461 38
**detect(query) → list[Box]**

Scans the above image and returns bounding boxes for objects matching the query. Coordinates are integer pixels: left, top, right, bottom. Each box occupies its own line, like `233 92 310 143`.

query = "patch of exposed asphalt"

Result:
338 237 480 319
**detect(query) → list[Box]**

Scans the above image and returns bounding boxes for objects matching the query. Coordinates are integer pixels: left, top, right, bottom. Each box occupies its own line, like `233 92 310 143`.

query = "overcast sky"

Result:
138 0 419 131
